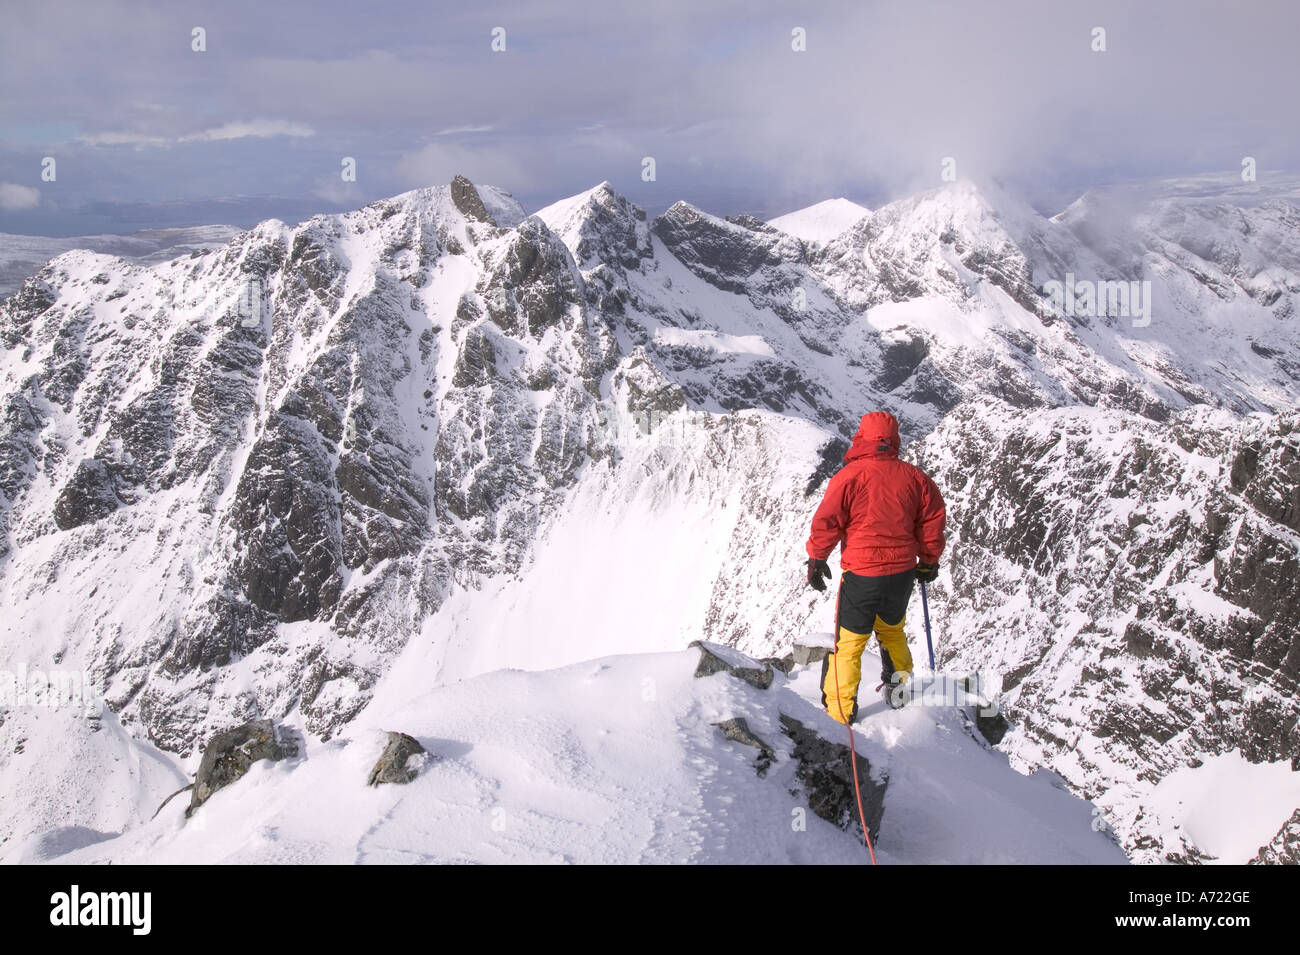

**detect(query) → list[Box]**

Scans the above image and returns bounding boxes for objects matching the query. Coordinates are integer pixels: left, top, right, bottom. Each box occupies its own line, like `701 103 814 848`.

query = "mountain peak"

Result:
768 198 871 244
449 174 495 225
532 181 649 268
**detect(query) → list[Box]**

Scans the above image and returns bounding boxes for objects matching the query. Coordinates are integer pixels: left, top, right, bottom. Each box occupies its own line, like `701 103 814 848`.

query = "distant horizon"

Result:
4 165 1299 240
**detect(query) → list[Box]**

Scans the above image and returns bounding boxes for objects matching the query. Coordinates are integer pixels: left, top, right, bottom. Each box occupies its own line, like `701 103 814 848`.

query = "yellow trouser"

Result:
823 617 912 724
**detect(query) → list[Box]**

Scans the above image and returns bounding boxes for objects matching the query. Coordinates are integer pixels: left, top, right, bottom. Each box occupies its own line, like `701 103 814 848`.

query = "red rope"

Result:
831 580 878 865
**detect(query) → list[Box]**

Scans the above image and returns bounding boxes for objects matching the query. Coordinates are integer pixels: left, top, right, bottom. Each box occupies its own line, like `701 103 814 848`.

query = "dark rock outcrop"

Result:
477 217 581 337
187 719 294 814
974 707 1010 746
792 643 832 667
1250 809 1300 864
366 731 428 786
53 458 120 529
450 174 495 226
713 717 775 777
780 713 886 846
691 640 774 690
651 201 798 295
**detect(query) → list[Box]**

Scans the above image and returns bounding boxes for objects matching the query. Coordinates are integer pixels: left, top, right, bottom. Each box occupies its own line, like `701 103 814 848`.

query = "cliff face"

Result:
910 401 1299 862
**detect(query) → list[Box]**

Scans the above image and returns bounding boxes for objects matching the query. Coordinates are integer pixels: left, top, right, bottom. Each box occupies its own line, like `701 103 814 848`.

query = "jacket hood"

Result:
845 411 901 461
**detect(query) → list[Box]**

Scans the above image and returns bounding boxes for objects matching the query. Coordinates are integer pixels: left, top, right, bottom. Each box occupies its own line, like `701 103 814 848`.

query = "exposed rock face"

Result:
0 278 57 347
763 653 796 675
913 400 1300 861
713 717 776 777
1251 809 1300 864
780 713 886 846
188 719 294 814
366 731 428 786
546 183 652 274
691 640 774 690
477 218 580 337
792 643 832 667
652 200 805 296
52 458 120 530
450 175 496 226
974 707 1010 746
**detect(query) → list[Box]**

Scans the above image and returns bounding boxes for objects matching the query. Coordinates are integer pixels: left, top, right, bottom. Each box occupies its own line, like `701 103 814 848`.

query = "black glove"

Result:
916 561 939 583
806 558 832 592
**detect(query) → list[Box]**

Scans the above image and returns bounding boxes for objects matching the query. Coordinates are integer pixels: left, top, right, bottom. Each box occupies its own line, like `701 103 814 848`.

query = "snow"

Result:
768 198 870 244
0 225 241 297
15 645 1125 865
532 183 610 232
1144 752 1300 864
863 296 985 349
408 410 805 684
1 707 188 862
476 184 527 228
531 181 629 262
652 326 774 356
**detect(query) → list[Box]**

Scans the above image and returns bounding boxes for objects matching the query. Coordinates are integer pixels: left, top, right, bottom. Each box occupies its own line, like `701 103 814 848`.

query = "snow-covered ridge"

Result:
0 225 241 298
8 644 1126 865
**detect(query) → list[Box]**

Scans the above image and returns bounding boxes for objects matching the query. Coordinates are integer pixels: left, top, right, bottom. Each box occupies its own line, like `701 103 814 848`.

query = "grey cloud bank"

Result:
1 0 1296 234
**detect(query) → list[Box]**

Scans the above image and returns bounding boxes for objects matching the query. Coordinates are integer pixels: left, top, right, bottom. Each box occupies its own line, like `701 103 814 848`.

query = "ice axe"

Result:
920 580 936 671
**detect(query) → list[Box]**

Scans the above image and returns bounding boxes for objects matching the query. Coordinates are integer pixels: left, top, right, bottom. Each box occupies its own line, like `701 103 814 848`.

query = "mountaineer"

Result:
804 411 947 722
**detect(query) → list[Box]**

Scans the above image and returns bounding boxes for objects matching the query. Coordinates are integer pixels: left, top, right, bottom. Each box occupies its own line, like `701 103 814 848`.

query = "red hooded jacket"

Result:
806 412 946 576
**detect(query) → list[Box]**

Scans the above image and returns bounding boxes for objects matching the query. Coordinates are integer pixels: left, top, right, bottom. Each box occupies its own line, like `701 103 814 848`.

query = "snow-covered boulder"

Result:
189 720 296 814
366 731 428 786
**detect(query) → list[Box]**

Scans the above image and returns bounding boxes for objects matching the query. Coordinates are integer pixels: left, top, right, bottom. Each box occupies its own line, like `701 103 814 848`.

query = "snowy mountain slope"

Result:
767 198 870 245
10 645 1125 865
402 410 837 685
1 173 1298 863
0 705 188 860
816 180 1299 419
0 177 620 753
0 226 241 299
1058 189 1300 381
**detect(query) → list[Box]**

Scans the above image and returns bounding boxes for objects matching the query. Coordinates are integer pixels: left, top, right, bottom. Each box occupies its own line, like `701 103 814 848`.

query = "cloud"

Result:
5 0 1297 228
79 120 313 148
0 183 40 211
77 132 170 148
396 143 536 193
178 120 314 143
311 175 365 206
435 125 495 136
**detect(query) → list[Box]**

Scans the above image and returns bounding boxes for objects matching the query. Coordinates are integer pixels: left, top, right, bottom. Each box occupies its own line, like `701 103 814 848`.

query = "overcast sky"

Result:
1 0 1297 235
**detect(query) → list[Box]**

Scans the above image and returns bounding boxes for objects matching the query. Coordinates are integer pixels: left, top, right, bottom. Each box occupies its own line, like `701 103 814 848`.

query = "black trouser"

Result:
819 568 916 718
